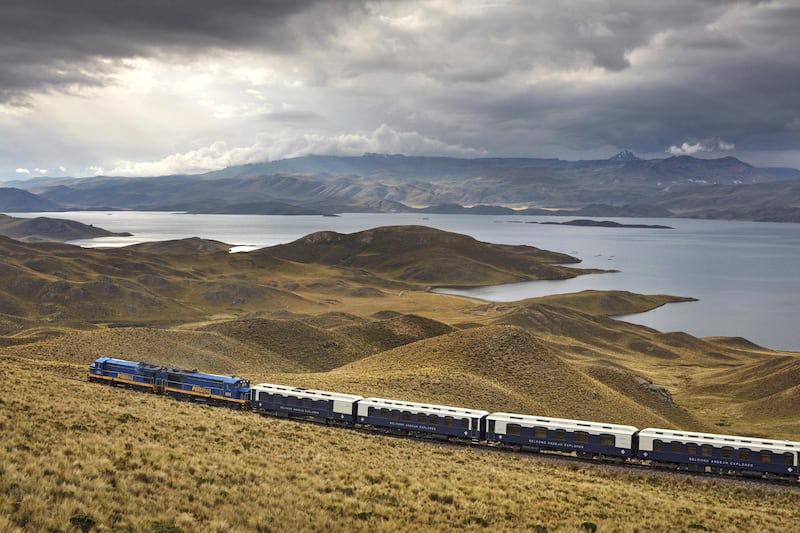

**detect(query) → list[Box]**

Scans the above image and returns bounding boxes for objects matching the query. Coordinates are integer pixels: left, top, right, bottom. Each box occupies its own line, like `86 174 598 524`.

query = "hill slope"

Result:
3 355 797 532
255 225 598 286
0 214 129 243
271 325 707 431
0 187 62 211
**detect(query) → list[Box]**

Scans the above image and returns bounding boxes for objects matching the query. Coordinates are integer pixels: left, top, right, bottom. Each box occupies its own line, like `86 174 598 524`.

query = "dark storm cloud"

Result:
3 0 800 175
391 1 800 159
0 0 365 102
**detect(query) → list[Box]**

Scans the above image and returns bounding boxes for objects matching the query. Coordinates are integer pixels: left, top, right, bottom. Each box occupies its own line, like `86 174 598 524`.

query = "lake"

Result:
6 211 800 351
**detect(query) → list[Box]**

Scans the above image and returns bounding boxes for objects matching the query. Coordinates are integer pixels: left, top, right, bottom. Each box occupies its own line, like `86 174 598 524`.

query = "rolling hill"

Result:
3 223 800 530
2 224 796 438
0 213 130 243
254 225 599 286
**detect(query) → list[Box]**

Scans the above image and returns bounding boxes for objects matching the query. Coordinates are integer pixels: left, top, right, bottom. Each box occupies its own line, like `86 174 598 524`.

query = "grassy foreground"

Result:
1 357 798 532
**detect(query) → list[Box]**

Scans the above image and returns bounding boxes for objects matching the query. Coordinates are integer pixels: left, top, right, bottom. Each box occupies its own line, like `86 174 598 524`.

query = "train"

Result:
89 357 800 482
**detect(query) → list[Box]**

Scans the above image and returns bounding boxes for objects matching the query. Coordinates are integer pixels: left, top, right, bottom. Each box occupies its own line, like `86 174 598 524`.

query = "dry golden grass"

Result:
2 356 799 533
255 225 599 286
3 327 304 376
267 325 707 431
470 295 800 439
530 290 697 317
3 227 800 531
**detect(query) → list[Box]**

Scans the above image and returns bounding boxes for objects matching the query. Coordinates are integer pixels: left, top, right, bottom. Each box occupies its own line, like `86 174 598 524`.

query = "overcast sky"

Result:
2 0 800 180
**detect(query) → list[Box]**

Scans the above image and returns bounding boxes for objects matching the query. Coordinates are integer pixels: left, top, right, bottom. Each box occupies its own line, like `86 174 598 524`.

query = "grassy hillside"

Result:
0 214 127 243
2 225 800 530
2 356 798 532
275 325 705 430
255 225 603 286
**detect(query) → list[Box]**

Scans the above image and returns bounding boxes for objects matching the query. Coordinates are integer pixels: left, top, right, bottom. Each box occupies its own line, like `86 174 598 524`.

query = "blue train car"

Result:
89 357 250 407
161 366 251 406
637 428 800 478
485 412 638 458
250 383 363 422
89 357 162 390
356 398 489 440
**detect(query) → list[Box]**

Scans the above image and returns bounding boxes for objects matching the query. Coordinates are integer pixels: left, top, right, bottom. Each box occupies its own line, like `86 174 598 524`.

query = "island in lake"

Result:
537 219 673 229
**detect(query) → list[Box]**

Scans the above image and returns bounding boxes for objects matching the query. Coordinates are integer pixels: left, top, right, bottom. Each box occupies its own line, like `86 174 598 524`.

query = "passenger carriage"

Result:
637 428 800 478
485 412 638 458
250 383 363 423
356 398 489 440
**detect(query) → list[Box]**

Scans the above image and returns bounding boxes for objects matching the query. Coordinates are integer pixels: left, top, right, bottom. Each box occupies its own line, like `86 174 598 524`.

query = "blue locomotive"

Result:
89 357 251 407
90 357 800 481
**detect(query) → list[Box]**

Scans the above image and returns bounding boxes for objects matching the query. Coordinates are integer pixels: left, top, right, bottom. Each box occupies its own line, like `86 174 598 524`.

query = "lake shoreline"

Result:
3 211 799 351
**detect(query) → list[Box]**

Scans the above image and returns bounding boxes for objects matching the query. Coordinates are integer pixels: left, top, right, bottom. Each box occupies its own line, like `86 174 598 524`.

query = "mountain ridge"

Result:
7 152 800 221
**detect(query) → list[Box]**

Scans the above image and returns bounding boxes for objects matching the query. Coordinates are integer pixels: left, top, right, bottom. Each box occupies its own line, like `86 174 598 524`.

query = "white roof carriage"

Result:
638 427 800 456
487 412 639 448
358 398 489 420
251 383 363 416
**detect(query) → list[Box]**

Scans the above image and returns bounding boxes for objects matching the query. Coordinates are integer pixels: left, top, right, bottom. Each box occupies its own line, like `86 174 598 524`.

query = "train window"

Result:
671 442 682 453
722 447 734 459
461 419 469 430
488 420 496 433
380 409 389 419
702 446 713 457
402 413 411 422
391 411 400 420
429 415 438 425
507 425 521 436
575 432 589 443
687 444 697 455
653 440 663 452
555 429 566 441
534 428 548 439
368 407 376 417
784 453 793 465
761 452 772 463
445 417 453 427
739 449 751 460
417 413 427 423
600 435 615 447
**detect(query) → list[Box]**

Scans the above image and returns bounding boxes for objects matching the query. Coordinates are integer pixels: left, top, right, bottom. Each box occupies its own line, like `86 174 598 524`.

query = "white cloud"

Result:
784 118 800 131
717 140 735 151
107 141 265 177
15 167 30 173
268 124 487 160
106 125 487 177
34 168 48 174
668 142 711 155
668 139 736 155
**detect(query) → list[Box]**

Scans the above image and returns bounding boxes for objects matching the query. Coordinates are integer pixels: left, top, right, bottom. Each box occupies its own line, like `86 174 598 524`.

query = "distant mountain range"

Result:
4 152 800 221
0 187 62 211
